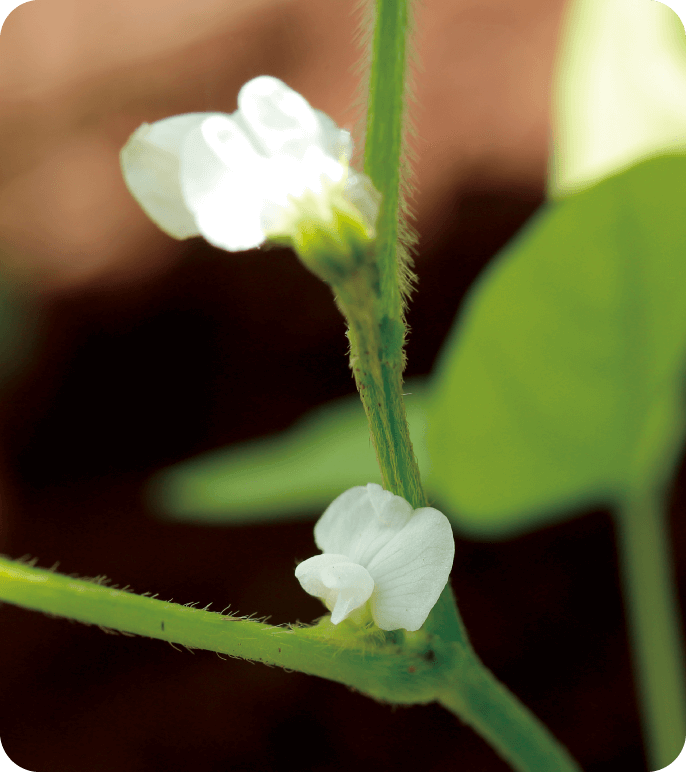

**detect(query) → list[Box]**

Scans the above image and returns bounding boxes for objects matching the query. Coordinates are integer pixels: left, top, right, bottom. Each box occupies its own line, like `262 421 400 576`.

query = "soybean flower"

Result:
295 484 454 632
119 75 381 258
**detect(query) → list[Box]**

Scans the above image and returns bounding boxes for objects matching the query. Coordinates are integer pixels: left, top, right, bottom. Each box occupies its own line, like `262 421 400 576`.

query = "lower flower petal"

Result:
295 553 374 625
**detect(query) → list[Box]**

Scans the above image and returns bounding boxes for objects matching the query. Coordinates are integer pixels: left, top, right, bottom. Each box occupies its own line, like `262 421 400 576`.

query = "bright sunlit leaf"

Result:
549 0 686 199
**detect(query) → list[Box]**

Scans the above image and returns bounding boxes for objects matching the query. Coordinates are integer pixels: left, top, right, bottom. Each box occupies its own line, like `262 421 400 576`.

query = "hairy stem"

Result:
363 0 411 327
335 265 424 508
0 555 441 704
343 6 584 770
332 0 422 509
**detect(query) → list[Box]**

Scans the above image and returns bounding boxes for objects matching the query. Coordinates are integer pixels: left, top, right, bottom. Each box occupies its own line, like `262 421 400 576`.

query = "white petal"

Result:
120 114 214 239
238 76 352 165
366 508 454 631
258 148 346 233
179 116 266 251
343 170 382 233
313 484 414 567
300 145 347 191
312 108 353 162
295 553 374 624
238 76 322 158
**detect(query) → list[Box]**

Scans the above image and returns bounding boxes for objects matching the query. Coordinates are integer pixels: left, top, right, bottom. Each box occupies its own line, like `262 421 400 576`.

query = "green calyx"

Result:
289 203 377 286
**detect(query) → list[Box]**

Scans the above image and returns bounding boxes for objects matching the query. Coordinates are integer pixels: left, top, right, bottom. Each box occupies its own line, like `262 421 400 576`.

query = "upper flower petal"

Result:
314 483 414 567
237 75 346 161
294 553 375 624
178 115 267 251
366 507 454 631
120 113 213 239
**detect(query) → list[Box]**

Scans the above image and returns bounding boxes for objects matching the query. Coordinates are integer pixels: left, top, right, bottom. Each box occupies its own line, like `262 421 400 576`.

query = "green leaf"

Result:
147 380 431 523
426 154 686 537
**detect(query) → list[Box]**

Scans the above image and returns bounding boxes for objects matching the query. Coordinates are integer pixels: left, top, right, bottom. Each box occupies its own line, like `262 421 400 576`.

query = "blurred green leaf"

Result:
148 380 431 523
426 154 686 537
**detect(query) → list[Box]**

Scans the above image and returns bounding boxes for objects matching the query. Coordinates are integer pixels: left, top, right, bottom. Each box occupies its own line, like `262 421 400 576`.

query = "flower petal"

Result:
366 507 454 631
295 553 374 624
238 76 353 166
120 114 213 239
179 115 266 251
343 170 382 234
313 483 414 567
311 108 353 162
237 76 322 158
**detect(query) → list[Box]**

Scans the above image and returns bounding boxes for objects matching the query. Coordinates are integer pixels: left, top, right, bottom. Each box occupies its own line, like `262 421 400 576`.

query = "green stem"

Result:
338 0 422 509
363 0 410 328
346 8 581 769
348 0 471 653
439 653 582 772
0 556 439 704
335 266 424 508
615 491 686 769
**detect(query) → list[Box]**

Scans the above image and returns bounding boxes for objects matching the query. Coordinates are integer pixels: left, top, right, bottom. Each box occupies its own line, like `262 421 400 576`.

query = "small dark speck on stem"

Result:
161 621 165 631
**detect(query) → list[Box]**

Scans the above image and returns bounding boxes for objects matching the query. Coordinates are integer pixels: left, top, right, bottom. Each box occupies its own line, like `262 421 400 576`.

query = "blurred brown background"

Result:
0 0 683 769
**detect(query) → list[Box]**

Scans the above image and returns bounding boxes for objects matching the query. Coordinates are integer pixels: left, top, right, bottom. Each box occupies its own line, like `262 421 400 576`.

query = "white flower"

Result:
295 484 454 632
120 75 381 254
549 0 686 199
